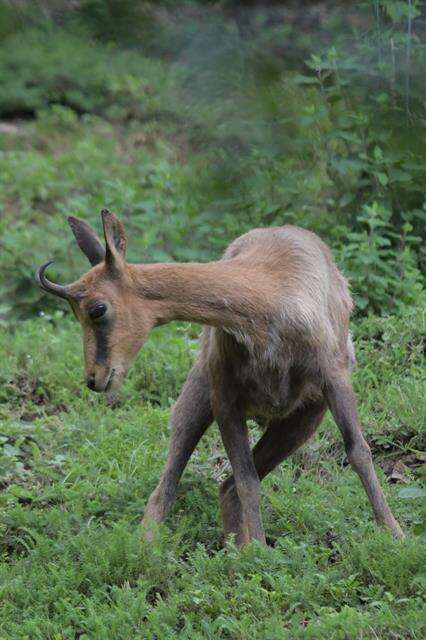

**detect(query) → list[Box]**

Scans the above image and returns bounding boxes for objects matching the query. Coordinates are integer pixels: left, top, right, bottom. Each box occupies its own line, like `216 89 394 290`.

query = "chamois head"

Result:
35 210 154 395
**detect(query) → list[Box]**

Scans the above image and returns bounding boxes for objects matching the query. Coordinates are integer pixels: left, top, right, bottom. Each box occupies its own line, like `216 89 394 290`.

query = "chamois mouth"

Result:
104 368 116 392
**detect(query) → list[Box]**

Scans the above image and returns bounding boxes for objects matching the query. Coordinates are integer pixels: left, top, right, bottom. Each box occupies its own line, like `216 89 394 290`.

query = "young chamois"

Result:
35 210 404 544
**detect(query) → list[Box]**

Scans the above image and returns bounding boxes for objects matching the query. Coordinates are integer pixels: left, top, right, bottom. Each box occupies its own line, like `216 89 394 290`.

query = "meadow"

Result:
0 2 425 638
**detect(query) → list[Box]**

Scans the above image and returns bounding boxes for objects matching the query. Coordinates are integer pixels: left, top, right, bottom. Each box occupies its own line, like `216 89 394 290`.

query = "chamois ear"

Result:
68 216 106 266
101 209 127 273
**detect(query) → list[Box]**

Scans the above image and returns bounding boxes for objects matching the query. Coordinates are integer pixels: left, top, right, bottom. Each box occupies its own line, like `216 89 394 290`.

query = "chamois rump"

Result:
35 210 404 544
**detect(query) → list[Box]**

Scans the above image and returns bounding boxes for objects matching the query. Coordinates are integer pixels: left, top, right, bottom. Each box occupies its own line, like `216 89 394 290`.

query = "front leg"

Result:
141 363 212 537
213 389 266 545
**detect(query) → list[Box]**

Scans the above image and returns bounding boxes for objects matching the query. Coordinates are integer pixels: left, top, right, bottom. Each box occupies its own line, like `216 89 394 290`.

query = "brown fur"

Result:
36 211 404 543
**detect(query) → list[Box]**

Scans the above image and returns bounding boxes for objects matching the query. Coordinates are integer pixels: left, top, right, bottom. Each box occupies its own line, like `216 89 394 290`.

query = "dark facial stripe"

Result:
94 323 110 365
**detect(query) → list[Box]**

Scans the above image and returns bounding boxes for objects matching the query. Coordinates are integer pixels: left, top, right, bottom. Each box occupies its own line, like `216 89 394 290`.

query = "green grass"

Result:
0 309 424 639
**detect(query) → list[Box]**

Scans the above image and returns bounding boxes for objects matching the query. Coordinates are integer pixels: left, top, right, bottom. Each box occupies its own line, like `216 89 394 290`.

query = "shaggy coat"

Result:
35 211 404 544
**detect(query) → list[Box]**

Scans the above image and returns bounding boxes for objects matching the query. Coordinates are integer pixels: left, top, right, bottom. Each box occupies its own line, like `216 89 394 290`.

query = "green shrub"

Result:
0 1 424 320
0 27 174 119
337 202 423 314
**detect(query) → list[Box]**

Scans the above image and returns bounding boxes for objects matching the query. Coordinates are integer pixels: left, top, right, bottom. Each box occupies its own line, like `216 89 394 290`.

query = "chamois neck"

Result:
130 261 269 332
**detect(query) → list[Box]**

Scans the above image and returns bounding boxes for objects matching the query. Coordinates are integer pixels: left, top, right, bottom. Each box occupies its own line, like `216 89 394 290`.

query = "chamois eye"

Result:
89 303 107 320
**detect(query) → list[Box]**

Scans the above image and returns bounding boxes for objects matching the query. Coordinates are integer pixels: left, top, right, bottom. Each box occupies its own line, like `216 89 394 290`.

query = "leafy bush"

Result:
0 1 424 320
337 202 423 313
0 27 174 119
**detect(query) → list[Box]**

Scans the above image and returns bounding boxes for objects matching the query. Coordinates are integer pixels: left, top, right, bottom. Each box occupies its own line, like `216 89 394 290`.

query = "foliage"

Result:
0 107 423 319
337 202 423 313
0 308 425 639
0 27 174 120
399 483 426 541
0 1 424 319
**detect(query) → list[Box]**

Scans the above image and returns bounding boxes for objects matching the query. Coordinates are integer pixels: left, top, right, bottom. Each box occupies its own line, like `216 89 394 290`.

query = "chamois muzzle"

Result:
35 261 69 300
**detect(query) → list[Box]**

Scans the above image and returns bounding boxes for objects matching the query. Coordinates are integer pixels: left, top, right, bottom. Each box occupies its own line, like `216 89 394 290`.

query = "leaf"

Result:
413 522 426 537
373 146 383 161
356 297 369 310
2 444 20 457
389 169 411 183
327 94 343 104
398 487 426 500
339 192 355 207
377 172 388 186
293 74 319 85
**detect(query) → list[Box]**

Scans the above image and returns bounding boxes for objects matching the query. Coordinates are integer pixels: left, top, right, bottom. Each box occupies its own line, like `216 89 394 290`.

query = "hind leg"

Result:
324 368 404 538
220 400 326 544
215 401 266 544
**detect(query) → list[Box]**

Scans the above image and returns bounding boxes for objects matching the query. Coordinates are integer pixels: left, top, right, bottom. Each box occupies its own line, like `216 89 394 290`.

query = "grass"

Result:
0 308 424 639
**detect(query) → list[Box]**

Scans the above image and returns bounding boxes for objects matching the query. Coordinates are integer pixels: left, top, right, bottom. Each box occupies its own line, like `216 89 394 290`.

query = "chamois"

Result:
35 210 404 543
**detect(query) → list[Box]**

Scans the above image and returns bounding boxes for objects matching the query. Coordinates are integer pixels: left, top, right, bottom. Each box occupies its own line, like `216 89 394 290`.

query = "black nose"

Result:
87 375 96 390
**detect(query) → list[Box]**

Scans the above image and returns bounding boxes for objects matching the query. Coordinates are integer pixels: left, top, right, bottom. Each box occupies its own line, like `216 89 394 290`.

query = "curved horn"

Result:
34 261 69 300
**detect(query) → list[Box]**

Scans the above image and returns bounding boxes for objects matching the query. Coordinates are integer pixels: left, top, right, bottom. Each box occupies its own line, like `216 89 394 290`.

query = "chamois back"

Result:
222 225 353 359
